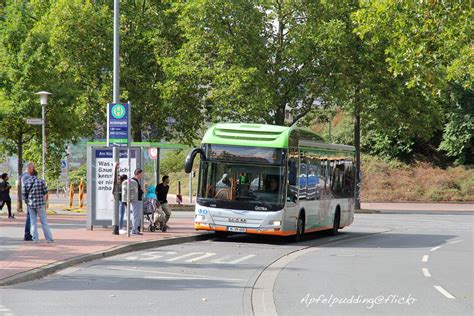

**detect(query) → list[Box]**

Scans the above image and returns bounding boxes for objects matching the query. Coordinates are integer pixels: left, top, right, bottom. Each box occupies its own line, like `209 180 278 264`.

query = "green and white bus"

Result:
185 123 356 240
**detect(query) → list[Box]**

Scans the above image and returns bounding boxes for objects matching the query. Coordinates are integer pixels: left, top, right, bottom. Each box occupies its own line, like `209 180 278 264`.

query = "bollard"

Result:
177 181 182 205
69 183 74 208
79 178 84 209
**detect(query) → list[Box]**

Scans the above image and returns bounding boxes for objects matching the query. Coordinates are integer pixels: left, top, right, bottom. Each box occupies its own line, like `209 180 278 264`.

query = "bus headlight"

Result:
272 220 281 226
195 215 206 222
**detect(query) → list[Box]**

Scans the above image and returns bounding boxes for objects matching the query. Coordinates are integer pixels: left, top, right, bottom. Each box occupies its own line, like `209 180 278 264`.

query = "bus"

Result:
185 123 356 241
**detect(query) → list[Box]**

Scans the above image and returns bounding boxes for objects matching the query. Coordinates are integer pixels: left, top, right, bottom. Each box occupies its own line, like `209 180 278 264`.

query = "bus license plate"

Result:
228 227 246 233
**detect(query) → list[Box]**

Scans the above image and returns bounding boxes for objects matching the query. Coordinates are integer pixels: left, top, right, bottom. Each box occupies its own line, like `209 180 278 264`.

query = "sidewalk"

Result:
1 201 472 286
0 211 210 286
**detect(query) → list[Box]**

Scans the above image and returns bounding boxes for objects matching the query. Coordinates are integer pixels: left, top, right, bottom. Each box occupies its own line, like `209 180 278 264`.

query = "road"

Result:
0 212 472 315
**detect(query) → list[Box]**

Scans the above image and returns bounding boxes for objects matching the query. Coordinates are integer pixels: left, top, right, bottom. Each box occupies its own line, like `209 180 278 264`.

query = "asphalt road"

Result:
0 212 472 316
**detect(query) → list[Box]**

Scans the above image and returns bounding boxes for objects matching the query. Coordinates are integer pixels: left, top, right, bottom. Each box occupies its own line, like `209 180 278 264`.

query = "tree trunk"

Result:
16 131 23 212
274 104 285 126
354 98 361 210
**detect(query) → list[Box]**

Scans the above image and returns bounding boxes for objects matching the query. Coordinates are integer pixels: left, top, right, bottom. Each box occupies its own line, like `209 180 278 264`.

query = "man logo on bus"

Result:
111 104 126 119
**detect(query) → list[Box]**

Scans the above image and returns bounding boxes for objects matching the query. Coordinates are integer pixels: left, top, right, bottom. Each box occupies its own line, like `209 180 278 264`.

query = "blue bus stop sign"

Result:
107 103 130 147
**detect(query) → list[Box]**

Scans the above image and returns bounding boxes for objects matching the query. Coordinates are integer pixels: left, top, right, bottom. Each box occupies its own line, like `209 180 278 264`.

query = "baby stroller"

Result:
143 198 167 232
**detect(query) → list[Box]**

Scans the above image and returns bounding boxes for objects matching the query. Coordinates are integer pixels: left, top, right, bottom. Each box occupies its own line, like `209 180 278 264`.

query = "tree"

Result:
354 0 473 163
0 1 81 209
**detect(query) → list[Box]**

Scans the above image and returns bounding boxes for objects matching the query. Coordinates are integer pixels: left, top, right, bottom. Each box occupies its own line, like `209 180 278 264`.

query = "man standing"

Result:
121 168 144 235
23 170 53 243
21 163 35 240
0 173 13 219
131 169 144 234
156 175 171 229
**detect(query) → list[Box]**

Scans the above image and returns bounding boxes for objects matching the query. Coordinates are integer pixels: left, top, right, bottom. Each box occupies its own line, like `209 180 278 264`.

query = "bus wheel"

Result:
331 209 340 236
293 215 304 242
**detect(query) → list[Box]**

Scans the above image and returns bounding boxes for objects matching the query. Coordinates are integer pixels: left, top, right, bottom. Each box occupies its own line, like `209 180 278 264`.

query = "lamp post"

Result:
35 91 51 179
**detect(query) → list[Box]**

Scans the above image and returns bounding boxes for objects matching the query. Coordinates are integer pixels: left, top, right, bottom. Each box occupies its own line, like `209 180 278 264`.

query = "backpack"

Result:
121 179 138 202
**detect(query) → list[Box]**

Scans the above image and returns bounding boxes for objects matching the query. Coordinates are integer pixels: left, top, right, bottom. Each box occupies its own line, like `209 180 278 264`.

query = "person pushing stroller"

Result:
143 184 166 232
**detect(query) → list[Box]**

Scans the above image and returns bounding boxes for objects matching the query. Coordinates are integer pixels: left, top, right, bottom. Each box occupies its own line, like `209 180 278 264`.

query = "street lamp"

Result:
35 91 52 179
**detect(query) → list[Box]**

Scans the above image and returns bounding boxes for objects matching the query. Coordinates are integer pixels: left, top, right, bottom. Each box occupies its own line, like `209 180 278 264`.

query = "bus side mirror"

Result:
185 148 206 173
288 161 297 186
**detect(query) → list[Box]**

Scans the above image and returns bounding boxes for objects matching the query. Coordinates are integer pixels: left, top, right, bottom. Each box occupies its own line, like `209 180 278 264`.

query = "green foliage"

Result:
69 164 87 187
160 150 189 175
1 0 472 167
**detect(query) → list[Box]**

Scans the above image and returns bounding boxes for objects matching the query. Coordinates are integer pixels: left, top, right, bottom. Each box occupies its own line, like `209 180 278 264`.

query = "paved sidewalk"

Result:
1 202 472 286
0 211 209 286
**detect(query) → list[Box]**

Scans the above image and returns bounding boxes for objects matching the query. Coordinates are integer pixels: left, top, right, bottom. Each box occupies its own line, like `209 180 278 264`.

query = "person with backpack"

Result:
0 173 13 219
122 169 144 235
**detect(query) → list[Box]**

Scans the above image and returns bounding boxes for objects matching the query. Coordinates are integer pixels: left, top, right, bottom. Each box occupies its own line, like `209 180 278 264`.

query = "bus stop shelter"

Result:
86 141 189 230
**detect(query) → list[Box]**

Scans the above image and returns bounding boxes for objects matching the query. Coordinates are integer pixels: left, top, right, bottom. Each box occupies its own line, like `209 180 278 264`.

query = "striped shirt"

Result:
23 176 48 209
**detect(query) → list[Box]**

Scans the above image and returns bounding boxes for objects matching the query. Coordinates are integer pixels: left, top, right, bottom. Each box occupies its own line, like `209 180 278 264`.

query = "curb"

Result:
355 209 381 214
0 232 213 287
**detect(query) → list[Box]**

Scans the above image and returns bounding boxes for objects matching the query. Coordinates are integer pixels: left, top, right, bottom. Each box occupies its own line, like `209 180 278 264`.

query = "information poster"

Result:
95 149 136 220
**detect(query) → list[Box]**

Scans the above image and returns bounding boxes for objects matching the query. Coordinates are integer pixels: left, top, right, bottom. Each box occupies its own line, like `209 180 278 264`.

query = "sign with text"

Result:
107 103 130 147
94 149 137 220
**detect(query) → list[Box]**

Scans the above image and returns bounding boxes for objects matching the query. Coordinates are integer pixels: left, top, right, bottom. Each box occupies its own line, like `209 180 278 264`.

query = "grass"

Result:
361 155 474 202
162 156 474 203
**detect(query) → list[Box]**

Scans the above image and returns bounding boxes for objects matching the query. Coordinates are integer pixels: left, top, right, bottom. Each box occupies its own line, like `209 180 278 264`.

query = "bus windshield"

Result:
198 161 286 211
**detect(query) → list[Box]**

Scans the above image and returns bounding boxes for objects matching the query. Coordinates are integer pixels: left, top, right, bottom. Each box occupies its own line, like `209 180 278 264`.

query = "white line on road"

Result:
422 255 429 262
434 285 455 299
185 253 216 262
166 252 208 262
228 255 256 264
103 266 245 281
430 245 443 252
422 268 431 277
449 240 463 244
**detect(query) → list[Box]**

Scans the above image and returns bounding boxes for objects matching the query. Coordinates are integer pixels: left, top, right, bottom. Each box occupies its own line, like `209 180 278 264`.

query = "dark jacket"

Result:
0 180 11 201
155 183 169 204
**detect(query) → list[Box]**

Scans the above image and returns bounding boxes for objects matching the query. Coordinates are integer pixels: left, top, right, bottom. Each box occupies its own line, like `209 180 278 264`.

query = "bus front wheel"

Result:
293 215 305 242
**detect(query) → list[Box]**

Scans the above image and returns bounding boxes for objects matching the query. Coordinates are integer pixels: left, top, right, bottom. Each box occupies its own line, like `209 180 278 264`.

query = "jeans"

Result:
130 201 142 234
119 202 126 230
28 206 53 242
24 205 32 239
161 202 172 224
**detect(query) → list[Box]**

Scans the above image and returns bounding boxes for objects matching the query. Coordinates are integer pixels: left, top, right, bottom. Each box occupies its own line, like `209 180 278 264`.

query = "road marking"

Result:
103 266 245 282
185 253 216 262
228 255 256 264
449 240 462 244
434 285 455 299
166 252 212 262
422 268 431 277
209 254 256 264
430 245 443 252
125 251 177 261
422 255 429 262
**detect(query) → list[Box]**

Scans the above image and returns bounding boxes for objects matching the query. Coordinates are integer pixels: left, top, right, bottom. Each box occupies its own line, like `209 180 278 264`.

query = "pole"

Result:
113 0 120 103
42 104 46 179
127 148 131 237
189 172 192 204
65 147 69 197
111 0 120 235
